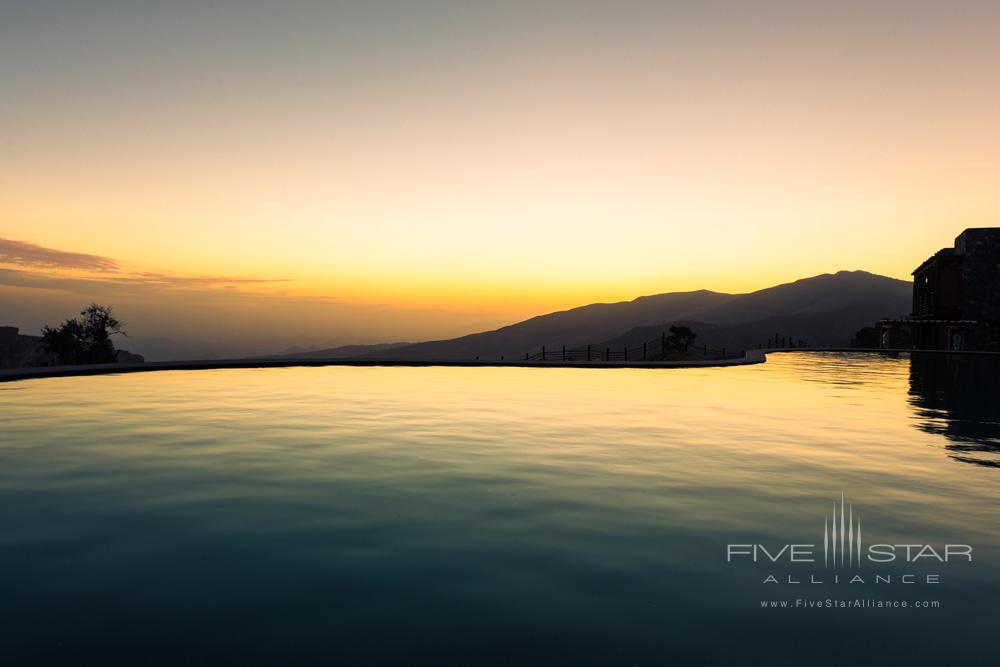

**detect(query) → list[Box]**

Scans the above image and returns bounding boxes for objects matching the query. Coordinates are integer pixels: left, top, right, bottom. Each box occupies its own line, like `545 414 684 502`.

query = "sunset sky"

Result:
2 1 999 353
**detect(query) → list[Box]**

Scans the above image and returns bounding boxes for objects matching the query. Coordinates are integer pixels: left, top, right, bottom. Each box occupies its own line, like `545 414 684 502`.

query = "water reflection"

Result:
2 357 999 665
909 353 1000 468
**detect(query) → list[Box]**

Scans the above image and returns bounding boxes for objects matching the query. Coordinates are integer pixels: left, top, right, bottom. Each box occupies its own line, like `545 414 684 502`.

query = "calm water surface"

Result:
1 353 999 665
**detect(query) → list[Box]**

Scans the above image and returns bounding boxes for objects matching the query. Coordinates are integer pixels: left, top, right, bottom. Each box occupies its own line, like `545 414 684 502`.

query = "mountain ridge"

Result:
364 270 909 360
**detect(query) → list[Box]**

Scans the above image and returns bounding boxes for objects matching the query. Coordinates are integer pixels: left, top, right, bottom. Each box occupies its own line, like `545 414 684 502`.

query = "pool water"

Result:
1 353 998 665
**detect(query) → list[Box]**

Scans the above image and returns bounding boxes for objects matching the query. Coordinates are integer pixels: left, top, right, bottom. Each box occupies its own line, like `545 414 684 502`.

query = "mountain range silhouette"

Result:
288 270 910 361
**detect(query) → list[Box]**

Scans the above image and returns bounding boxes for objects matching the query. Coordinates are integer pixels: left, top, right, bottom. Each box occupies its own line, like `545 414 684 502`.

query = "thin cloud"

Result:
0 265 289 296
0 267 294 307
133 272 291 287
0 237 289 291
0 237 119 272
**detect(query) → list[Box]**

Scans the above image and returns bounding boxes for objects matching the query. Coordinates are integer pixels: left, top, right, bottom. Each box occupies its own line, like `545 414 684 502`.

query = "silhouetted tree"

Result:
38 318 86 365
667 325 697 352
40 303 125 365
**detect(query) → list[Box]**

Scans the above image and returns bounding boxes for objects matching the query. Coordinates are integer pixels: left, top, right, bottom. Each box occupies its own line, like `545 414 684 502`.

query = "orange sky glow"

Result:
2 2 999 351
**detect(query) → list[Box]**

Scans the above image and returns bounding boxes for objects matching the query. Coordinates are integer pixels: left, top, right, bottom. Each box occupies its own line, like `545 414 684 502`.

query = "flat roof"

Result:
912 248 958 275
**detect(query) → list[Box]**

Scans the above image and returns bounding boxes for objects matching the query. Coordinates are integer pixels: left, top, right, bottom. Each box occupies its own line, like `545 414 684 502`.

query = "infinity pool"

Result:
1 353 998 665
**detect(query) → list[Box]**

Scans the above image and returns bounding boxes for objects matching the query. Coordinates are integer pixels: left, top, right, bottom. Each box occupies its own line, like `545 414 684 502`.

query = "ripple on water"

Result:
0 353 999 665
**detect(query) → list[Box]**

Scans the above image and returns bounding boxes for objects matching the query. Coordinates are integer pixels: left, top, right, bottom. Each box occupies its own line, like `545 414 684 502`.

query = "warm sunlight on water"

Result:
2 353 999 665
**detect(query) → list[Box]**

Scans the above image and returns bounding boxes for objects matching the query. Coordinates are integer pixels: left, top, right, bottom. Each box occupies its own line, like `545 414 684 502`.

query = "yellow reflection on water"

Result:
7 354 995 505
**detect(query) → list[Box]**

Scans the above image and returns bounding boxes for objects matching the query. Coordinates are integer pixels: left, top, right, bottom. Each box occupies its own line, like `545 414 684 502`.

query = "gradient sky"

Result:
2 1 999 351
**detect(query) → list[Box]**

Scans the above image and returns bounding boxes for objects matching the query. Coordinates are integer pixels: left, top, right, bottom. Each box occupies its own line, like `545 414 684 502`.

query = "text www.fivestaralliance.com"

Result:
760 599 941 610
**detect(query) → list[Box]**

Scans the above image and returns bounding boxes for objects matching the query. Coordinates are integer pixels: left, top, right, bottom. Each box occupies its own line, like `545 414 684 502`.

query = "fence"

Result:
525 332 731 362
522 331 812 362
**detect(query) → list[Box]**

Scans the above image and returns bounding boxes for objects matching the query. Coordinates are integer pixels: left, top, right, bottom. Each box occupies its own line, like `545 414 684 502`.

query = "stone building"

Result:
879 228 1000 351
0 326 41 369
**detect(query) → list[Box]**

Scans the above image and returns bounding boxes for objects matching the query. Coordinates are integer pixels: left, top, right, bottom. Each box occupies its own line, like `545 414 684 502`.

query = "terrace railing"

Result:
523 332 811 362
525 335 729 362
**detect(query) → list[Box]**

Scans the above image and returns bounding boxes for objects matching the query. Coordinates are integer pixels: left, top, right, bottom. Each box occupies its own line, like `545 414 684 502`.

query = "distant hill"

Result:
597 271 911 353
367 271 910 360
599 295 909 354
276 342 410 359
128 337 297 361
124 337 235 361
687 270 911 324
366 290 736 360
